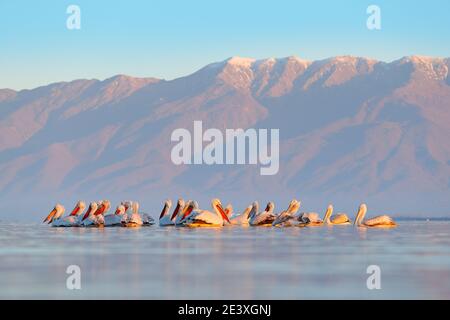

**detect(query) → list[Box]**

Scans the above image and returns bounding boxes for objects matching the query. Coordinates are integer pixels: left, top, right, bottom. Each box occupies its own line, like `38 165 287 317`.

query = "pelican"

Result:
52 201 87 227
104 205 126 227
122 202 144 228
323 205 351 225
354 204 397 228
43 204 65 226
229 204 253 226
159 199 173 226
183 199 231 227
81 202 104 227
249 202 276 226
272 200 301 227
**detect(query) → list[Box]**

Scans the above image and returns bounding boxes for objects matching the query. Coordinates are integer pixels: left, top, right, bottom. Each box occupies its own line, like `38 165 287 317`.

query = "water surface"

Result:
1 221 449 299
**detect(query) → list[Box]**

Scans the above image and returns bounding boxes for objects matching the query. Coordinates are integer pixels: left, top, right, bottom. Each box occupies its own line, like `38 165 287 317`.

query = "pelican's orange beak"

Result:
95 204 105 216
43 208 57 224
216 203 231 224
264 203 270 211
180 204 195 222
114 207 121 215
82 206 92 221
69 204 80 216
170 203 181 221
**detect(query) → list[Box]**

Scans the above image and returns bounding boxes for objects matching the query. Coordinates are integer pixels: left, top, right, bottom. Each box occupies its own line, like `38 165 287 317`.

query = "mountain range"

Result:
1 55 450 220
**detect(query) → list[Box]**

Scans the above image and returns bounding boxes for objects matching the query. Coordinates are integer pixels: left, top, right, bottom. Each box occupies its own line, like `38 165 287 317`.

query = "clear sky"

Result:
1 0 449 90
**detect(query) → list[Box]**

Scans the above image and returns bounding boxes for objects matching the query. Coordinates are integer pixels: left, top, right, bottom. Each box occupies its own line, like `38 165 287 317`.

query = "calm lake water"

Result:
1 221 449 299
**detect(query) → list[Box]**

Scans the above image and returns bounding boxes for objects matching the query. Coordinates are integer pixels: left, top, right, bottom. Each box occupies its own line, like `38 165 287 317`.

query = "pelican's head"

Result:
248 201 259 220
170 199 185 221
115 205 126 215
43 204 65 224
121 201 133 212
82 202 98 221
324 204 334 224
242 205 253 218
211 198 231 224
94 200 110 216
265 202 275 213
288 200 301 214
159 199 172 220
288 199 298 208
354 203 367 226
69 201 86 217
102 200 111 213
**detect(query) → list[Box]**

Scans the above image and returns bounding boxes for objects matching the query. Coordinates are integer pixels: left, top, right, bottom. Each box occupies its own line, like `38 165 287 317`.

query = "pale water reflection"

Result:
1 221 450 299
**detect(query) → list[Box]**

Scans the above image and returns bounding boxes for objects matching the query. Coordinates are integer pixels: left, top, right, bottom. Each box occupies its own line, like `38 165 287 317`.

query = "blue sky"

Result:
1 0 449 90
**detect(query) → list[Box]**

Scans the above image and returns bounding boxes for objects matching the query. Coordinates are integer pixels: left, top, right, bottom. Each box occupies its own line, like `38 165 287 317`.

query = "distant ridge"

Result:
1 55 450 219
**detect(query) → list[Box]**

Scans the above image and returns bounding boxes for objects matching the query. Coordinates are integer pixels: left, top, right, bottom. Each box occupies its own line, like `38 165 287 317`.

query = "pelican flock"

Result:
43 198 397 229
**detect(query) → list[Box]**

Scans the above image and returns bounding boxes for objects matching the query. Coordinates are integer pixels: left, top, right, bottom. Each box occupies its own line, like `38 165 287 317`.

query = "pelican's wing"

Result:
104 214 124 226
251 211 276 225
331 213 351 224
273 210 294 226
185 210 221 225
298 212 320 223
364 215 396 226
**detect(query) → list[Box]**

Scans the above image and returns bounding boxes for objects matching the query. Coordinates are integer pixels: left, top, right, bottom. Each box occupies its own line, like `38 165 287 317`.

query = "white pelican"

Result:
229 204 253 226
43 204 65 225
272 200 301 227
123 202 143 227
81 202 104 227
159 199 173 226
249 202 276 226
104 205 126 227
52 201 87 227
354 204 397 228
183 199 231 227
323 205 351 225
